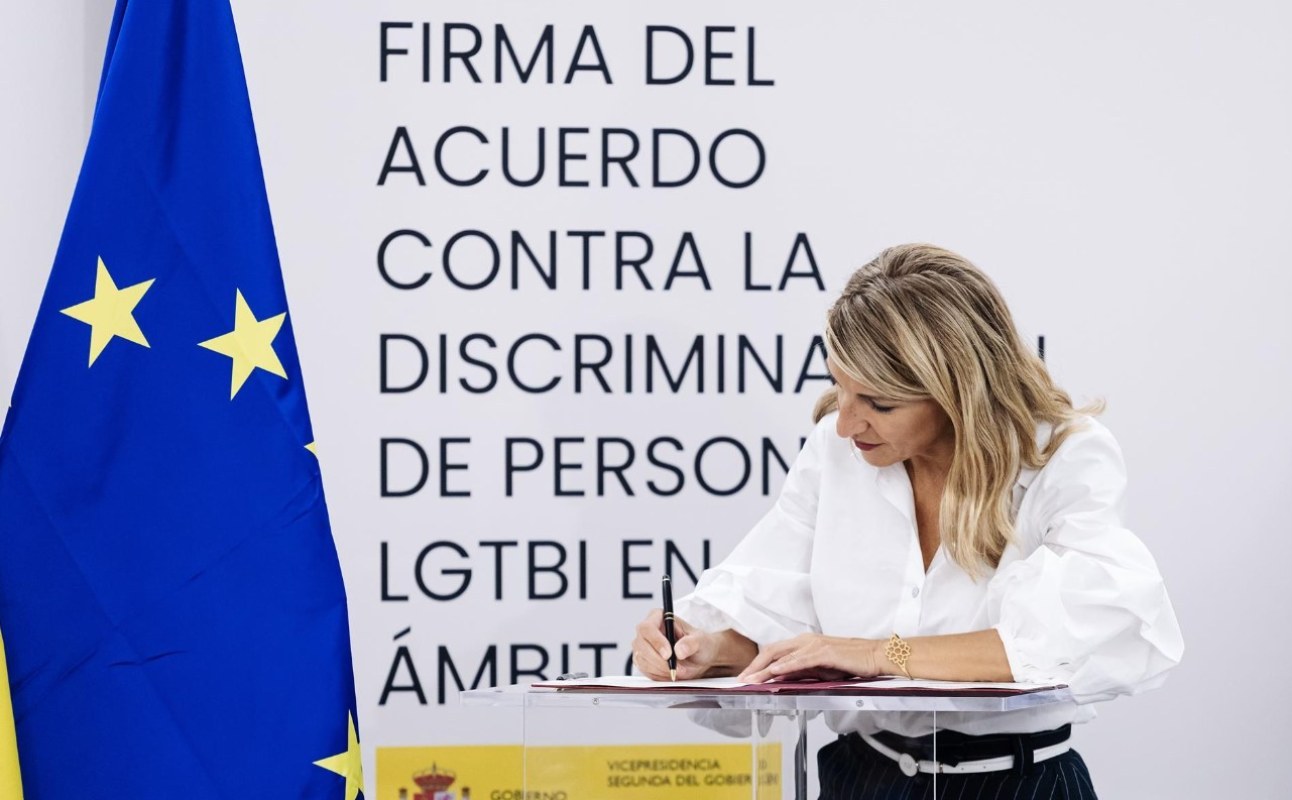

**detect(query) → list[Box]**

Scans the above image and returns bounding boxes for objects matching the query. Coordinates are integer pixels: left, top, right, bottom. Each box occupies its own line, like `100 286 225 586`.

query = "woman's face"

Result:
826 358 955 469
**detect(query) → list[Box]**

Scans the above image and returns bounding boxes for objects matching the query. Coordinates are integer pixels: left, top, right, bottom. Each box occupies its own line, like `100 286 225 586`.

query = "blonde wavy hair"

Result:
813 244 1099 575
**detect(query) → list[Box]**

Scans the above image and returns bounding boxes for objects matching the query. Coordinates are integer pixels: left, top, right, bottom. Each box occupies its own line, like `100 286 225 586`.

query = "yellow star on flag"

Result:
60 256 155 366
313 712 363 800
305 441 318 456
198 289 288 399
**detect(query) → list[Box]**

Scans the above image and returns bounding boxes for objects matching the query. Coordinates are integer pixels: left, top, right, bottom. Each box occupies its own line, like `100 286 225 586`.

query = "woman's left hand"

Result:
737 633 882 684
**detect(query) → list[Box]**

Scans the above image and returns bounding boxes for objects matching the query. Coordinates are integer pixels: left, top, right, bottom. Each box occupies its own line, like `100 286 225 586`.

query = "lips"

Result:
853 440 880 451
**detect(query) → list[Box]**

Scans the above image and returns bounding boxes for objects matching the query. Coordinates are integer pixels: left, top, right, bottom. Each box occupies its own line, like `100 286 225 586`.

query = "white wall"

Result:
3 2 1290 798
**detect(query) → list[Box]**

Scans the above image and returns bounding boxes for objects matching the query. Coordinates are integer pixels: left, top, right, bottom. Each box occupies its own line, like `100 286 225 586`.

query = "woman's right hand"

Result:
632 609 757 681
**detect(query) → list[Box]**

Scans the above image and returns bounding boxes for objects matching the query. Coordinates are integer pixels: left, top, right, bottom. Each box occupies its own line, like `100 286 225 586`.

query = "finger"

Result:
661 614 695 658
741 670 769 684
673 631 703 661
740 663 778 684
652 620 692 662
675 662 708 681
738 655 766 681
758 667 822 683
740 634 853 683
634 608 664 637
737 649 779 682
743 656 800 684
633 645 670 681
671 615 696 637
635 611 673 657
629 630 664 667
649 629 679 661
742 641 809 682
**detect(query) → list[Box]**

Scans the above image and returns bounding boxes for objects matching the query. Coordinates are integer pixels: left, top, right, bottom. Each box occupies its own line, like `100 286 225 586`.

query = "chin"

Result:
858 448 899 467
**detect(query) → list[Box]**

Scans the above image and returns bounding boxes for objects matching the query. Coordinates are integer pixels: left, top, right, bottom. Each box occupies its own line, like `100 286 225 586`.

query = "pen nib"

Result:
669 668 677 682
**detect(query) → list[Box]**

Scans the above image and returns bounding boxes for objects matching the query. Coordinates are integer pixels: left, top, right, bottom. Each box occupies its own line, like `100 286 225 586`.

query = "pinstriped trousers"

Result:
817 734 1099 800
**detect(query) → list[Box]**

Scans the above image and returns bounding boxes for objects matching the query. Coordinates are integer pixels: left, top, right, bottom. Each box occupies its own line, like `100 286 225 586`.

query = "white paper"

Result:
531 675 755 690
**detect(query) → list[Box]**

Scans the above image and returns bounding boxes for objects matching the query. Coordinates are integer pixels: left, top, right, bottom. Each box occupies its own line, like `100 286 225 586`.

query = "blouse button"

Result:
910 586 920 598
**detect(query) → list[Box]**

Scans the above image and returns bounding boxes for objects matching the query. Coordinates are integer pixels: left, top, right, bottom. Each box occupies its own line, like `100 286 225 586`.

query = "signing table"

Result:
462 680 1073 800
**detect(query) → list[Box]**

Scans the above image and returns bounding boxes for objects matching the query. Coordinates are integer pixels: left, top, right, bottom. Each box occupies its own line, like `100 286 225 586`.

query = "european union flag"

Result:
0 1 362 798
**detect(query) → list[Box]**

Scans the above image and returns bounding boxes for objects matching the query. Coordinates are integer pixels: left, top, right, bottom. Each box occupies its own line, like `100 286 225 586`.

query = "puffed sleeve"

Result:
674 419 828 644
987 420 1184 703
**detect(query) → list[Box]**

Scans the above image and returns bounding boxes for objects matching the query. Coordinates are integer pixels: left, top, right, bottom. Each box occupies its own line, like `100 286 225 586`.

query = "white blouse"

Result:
676 413 1184 736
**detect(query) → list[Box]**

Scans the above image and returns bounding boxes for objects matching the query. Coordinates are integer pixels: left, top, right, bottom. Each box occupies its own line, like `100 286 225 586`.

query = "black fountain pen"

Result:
662 574 677 682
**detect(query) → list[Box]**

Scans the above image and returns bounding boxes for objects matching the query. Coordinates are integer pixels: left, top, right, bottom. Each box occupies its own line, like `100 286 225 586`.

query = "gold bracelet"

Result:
884 633 913 679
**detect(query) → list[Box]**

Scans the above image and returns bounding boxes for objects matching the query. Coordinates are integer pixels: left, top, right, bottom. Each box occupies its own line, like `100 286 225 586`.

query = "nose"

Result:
835 398 870 440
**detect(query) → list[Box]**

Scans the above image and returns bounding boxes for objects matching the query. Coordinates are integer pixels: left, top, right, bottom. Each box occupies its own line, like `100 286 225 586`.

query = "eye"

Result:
866 398 895 413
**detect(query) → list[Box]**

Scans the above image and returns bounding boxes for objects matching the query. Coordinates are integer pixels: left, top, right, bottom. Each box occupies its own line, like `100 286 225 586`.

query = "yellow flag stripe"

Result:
0 630 22 798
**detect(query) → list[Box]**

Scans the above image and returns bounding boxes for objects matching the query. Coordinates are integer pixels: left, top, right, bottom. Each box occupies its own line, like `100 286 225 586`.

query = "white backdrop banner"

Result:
350 6 844 749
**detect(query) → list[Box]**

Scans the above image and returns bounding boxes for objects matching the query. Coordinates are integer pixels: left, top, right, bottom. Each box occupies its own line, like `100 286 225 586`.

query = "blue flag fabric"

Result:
0 1 362 798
